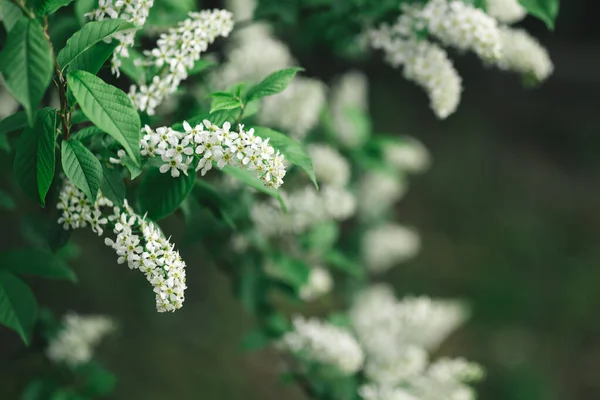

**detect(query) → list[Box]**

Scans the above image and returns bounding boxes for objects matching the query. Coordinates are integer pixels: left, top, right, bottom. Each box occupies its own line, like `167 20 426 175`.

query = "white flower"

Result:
485 0 527 24
383 136 431 174
280 316 365 374
357 171 407 220
57 180 187 312
46 313 115 367
136 121 286 188
299 267 333 301
307 144 351 188
330 71 370 148
129 10 234 114
359 385 419 400
495 26 554 83
251 185 356 236
258 77 327 140
362 223 420 273
225 0 256 22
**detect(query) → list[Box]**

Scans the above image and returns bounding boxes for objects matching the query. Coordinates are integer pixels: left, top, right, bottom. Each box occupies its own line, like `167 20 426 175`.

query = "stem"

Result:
42 17 70 139
8 0 34 18
234 103 246 126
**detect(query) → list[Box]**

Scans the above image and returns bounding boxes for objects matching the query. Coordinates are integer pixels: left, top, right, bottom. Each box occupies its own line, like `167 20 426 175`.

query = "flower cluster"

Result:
299 267 334 301
307 143 351 188
279 316 365 374
496 27 554 83
330 71 370 148
350 285 481 400
362 224 421 274
357 171 407 220
369 31 462 119
129 10 234 114
86 0 153 76
134 120 286 188
46 313 115 367
383 136 431 174
56 180 187 312
485 0 527 24
258 77 327 140
251 185 356 236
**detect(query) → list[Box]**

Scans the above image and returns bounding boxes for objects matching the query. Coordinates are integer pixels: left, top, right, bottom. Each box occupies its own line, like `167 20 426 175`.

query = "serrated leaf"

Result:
0 249 77 282
1 0 22 32
0 18 53 125
70 40 119 75
37 0 75 16
0 270 38 345
210 93 242 113
221 165 287 211
100 164 125 207
57 19 135 72
0 111 27 135
518 0 559 29
253 126 317 188
137 168 196 220
67 70 141 164
246 67 303 102
61 139 103 202
13 108 57 206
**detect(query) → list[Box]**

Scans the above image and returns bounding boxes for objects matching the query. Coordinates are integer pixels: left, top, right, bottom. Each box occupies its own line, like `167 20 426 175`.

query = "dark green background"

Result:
2 0 600 399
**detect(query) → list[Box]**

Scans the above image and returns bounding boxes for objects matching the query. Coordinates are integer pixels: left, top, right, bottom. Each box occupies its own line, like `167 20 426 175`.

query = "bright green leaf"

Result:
61 139 103 202
0 270 38 345
221 165 287 211
0 18 54 125
253 126 317 188
57 19 136 72
67 70 141 164
100 164 125 207
246 67 303 102
518 0 560 29
189 59 216 75
137 168 196 220
69 41 119 75
13 108 57 206
210 92 242 113
1 0 22 32
37 0 75 16
0 249 77 282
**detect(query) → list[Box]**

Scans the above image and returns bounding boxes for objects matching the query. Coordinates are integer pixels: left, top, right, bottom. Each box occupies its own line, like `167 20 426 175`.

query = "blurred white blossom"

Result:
129 10 234 114
307 143 351 188
359 385 418 400
251 185 356 236
362 224 421 274
258 77 327 140
225 0 256 22
46 313 115 367
330 71 370 148
485 0 527 24
383 136 431 174
299 267 334 301
280 316 364 374
496 26 554 83
357 171 406 220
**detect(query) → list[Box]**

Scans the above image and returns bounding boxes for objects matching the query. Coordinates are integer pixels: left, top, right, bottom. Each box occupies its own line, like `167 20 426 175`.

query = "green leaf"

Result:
61 139 103 202
246 67 303 102
70 40 119 75
221 165 287 211
0 189 16 210
37 0 75 16
79 361 117 397
74 0 96 25
0 270 38 345
189 59 216 75
57 19 136 72
120 154 144 180
13 108 57 206
67 70 141 164
274 256 311 290
137 168 196 220
1 0 22 32
325 250 364 278
0 111 27 135
70 125 104 143
210 92 242 113
241 329 271 351
0 249 77 282
253 126 317 188
100 164 125 207
518 0 560 29
302 222 339 255
0 18 54 125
